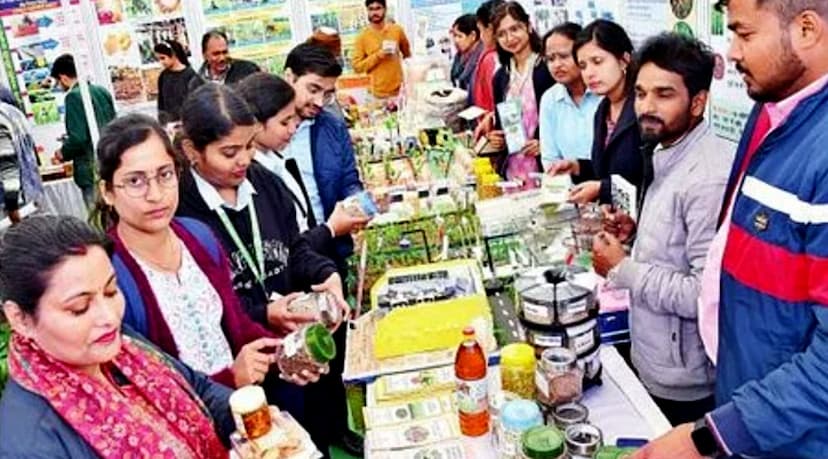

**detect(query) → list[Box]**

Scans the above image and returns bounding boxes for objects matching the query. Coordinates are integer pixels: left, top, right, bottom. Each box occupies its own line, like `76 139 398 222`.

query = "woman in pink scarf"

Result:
0 215 233 458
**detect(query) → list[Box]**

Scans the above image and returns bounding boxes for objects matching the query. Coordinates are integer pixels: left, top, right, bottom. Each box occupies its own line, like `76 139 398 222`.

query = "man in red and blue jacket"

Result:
635 1 828 458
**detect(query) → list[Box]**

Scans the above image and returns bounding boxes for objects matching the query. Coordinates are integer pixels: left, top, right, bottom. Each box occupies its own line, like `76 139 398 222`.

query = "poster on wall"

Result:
533 0 568 37
410 0 460 61
202 0 293 74
0 0 94 125
622 0 700 47
708 4 752 143
568 0 618 25
96 0 191 106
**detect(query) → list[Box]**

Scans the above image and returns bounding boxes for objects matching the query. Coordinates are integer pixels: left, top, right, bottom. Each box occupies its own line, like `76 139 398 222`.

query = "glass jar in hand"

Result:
286 292 343 329
276 323 336 377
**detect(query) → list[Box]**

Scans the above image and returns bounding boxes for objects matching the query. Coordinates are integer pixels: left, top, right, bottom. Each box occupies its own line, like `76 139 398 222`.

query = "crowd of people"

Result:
1 0 828 458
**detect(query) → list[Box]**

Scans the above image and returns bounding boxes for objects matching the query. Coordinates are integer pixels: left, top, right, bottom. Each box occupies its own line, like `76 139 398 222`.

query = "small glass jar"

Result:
501 343 537 399
490 391 519 451
498 400 543 458
276 323 336 376
520 425 566 459
548 402 589 429
228 386 280 452
564 423 603 459
535 347 583 407
343 191 378 218
286 292 343 329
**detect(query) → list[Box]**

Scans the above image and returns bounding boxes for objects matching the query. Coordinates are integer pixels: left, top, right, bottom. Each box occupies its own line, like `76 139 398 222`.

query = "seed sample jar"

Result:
286 292 343 329
498 400 544 458
535 347 583 407
549 402 588 429
501 343 537 399
564 423 603 459
276 323 336 376
520 425 565 459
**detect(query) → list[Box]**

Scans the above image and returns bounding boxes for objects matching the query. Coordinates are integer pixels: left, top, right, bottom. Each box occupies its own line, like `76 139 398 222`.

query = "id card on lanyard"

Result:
215 203 266 292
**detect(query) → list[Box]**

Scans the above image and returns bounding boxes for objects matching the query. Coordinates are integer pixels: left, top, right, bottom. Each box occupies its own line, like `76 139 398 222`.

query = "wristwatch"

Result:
691 418 722 456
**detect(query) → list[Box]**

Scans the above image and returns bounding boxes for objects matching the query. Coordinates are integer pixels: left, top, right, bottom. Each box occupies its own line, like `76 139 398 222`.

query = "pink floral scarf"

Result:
8 332 227 458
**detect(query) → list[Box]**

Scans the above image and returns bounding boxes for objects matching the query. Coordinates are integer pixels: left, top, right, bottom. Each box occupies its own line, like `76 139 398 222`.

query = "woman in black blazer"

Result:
547 20 643 205
483 1 555 183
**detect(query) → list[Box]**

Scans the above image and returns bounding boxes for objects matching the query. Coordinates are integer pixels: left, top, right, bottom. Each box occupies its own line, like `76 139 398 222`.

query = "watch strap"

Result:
691 418 720 456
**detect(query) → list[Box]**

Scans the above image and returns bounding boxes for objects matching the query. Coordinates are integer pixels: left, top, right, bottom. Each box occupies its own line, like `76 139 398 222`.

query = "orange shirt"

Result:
351 23 411 98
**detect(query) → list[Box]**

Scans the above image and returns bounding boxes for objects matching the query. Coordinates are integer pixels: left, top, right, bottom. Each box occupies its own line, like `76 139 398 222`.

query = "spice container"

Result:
276 323 336 376
520 425 565 459
515 268 596 327
286 292 343 329
501 343 537 399
549 402 589 429
498 400 544 458
535 347 583 407
564 423 603 459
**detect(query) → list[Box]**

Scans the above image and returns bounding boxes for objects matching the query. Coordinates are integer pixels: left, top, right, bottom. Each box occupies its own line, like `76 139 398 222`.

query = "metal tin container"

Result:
564 423 603 459
549 403 589 429
516 267 596 327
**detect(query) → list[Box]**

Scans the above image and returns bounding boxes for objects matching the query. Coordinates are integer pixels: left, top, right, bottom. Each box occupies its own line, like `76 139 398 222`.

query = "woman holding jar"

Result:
546 20 643 205
94 114 321 391
0 215 233 458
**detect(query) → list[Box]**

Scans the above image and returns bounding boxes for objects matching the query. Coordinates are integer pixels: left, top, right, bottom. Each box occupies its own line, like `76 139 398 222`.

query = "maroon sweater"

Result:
110 218 276 388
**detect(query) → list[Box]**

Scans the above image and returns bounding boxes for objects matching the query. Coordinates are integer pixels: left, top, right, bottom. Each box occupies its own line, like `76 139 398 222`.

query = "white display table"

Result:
464 346 671 457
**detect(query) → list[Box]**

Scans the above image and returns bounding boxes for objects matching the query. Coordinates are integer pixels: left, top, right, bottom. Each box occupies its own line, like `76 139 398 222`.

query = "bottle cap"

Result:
501 400 543 432
521 426 565 458
305 324 336 363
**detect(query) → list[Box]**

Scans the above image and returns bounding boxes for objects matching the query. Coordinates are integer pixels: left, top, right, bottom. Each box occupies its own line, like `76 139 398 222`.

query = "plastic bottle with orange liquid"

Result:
454 326 490 436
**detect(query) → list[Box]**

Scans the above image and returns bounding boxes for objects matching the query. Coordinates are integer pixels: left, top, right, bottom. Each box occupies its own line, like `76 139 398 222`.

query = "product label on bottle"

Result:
455 377 488 415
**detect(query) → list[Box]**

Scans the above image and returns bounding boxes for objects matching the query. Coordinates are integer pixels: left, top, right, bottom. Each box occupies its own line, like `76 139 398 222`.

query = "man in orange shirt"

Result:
352 0 411 98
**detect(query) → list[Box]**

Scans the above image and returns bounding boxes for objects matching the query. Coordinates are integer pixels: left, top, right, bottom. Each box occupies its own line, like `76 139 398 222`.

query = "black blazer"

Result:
576 94 644 204
491 59 555 175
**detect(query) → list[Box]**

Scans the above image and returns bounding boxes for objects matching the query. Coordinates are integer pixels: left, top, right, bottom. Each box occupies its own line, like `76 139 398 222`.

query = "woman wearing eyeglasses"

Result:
482 1 554 188
93 114 322 393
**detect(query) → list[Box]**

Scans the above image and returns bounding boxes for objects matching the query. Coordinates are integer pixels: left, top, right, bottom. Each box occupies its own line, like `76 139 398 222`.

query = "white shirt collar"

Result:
254 149 283 174
191 169 257 212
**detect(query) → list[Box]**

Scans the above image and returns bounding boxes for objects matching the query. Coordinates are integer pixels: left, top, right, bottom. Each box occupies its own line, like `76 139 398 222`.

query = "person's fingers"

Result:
246 337 282 351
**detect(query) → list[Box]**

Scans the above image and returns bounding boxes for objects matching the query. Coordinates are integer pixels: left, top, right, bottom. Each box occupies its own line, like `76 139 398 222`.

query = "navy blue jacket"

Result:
0 329 235 458
309 110 363 261
710 80 828 458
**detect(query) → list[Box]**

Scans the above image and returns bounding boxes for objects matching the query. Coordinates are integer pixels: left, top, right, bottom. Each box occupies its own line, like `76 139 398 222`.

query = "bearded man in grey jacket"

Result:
592 33 735 426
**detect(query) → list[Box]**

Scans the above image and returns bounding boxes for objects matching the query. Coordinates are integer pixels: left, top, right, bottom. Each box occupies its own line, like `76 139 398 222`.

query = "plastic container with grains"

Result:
276 323 336 376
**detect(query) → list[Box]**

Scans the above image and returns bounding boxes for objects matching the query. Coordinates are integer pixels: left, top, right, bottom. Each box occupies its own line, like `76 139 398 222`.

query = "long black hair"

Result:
154 40 190 67
0 215 112 316
180 83 257 152
491 2 543 70
235 73 296 124
92 113 181 230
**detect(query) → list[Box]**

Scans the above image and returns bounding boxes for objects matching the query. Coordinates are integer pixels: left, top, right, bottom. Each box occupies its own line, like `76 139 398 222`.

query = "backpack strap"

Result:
175 217 222 265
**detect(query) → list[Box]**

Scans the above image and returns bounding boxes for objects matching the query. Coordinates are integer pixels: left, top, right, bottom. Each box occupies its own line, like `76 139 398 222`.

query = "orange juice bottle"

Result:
454 326 490 436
